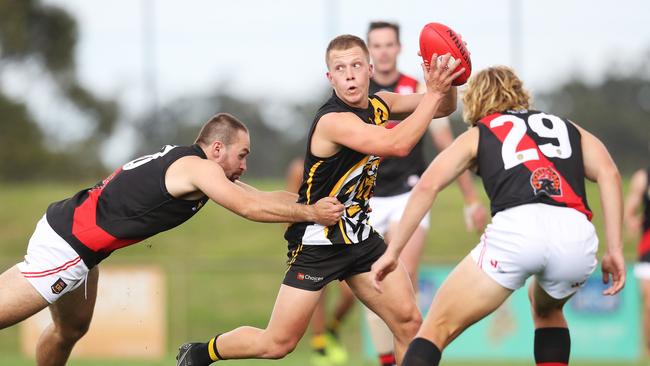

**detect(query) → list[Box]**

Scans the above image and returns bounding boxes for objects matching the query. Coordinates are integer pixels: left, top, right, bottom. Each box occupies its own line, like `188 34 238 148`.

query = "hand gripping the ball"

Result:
421 52 464 96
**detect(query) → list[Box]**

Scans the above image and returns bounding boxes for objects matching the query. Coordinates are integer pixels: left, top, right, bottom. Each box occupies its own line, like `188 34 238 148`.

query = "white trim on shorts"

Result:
470 203 598 299
17 215 90 303
369 191 430 236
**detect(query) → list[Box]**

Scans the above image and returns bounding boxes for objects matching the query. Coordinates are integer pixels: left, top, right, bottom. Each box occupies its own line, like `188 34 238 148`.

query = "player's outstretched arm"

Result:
235 180 299 204
576 123 625 295
429 123 488 232
315 54 461 158
369 127 478 292
624 169 646 234
177 157 343 225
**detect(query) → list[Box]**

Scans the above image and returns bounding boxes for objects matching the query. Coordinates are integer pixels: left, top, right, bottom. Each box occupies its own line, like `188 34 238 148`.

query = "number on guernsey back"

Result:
122 145 177 170
489 112 572 169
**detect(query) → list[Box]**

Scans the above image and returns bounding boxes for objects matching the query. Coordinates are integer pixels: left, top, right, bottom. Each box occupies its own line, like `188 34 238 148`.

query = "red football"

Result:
419 22 472 85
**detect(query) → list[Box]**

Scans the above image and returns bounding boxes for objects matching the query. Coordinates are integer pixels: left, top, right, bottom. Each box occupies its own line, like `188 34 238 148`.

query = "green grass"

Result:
0 179 640 365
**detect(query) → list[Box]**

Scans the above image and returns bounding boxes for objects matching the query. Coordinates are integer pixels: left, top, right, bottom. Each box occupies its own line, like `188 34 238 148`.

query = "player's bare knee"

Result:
57 320 91 343
392 305 422 341
263 336 299 359
531 304 563 323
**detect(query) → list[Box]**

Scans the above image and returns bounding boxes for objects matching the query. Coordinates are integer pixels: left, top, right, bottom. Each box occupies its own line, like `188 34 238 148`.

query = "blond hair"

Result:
462 66 531 125
195 113 248 147
325 34 369 68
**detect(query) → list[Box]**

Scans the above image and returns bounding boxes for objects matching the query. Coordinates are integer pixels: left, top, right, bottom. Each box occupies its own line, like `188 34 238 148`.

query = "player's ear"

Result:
326 71 334 85
369 63 374 78
210 140 224 159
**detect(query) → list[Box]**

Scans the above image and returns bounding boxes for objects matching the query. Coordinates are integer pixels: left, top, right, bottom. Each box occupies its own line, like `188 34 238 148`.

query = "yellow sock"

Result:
208 336 221 362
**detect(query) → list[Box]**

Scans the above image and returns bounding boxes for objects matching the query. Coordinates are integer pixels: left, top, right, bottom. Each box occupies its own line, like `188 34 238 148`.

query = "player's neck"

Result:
372 69 400 86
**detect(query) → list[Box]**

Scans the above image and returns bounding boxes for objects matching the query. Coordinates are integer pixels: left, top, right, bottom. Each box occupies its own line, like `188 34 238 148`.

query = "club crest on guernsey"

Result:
530 167 562 196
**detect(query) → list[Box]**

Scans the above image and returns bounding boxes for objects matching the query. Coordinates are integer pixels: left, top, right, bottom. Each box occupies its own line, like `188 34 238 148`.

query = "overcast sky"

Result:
41 0 650 116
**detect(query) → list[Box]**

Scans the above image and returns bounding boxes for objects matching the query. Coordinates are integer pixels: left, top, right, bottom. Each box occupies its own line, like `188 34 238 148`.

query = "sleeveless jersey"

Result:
284 92 390 245
476 109 592 220
47 144 210 267
369 74 427 196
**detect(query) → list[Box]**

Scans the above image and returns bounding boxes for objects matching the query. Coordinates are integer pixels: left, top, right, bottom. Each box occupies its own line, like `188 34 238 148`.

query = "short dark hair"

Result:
367 21 400 44
325 34 369 68
195 113 248 146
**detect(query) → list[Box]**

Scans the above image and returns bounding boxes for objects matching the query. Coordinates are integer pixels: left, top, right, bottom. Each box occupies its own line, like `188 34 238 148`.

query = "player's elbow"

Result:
235 198 261 221
597 162 621 186
389 139 414 158
412 177 440 197
392 145 412 158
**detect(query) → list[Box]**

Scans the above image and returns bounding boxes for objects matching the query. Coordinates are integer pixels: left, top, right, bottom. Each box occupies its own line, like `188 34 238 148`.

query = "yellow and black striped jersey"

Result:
285 92 390 245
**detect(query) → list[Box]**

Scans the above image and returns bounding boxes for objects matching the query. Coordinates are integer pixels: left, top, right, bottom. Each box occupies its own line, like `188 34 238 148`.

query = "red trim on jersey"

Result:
22 256 82 278
638 229 650 258
72 168 141 252
395 74 418 95
481 113 593 220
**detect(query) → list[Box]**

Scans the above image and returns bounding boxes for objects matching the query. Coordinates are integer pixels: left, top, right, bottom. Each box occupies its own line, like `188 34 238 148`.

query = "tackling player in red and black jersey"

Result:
370 66 625 366
0 113 343 366
625 166 650 354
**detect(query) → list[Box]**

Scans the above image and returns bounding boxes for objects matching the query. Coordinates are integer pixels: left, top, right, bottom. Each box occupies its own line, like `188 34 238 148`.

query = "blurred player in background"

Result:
364 21 487 366
0 113 343 366
176 35 465 366
287 158 353 366
625 165 650 355
370 66 626 366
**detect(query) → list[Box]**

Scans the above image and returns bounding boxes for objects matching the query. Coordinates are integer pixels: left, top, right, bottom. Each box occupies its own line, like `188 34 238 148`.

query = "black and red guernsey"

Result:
46 144 209 268
476 109 592 220
369 74 427 197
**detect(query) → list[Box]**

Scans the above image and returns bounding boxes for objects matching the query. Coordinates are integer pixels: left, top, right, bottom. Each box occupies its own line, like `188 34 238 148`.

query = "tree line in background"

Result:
0 1 648 182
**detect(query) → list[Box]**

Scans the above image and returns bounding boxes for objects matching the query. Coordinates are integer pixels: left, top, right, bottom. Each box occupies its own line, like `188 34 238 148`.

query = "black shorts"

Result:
283 232 387 291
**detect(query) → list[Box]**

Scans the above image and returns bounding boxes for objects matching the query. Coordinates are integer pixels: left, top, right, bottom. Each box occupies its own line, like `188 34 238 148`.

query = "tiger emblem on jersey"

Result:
530 167 562 197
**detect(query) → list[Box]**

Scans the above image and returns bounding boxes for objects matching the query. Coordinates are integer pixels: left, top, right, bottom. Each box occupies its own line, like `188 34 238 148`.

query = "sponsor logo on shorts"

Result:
530 167 562 196
571 280 586 288
51 278 67 294
296 272 323 282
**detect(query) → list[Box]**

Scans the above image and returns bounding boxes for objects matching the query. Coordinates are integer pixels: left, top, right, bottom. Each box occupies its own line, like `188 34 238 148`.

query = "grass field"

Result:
0 179 642 366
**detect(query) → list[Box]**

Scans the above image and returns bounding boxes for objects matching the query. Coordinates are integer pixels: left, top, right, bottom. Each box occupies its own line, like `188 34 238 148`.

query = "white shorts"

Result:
470 203 598 299
634 262 650 280
17 215 90 303
369 191 430 236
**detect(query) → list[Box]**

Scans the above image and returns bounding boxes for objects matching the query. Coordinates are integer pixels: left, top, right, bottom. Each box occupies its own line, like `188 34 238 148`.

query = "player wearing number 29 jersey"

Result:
370 66 625 366
476 109 591 220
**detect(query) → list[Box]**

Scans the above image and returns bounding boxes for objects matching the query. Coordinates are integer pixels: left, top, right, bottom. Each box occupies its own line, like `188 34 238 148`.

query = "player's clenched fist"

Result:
312 197 344 226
